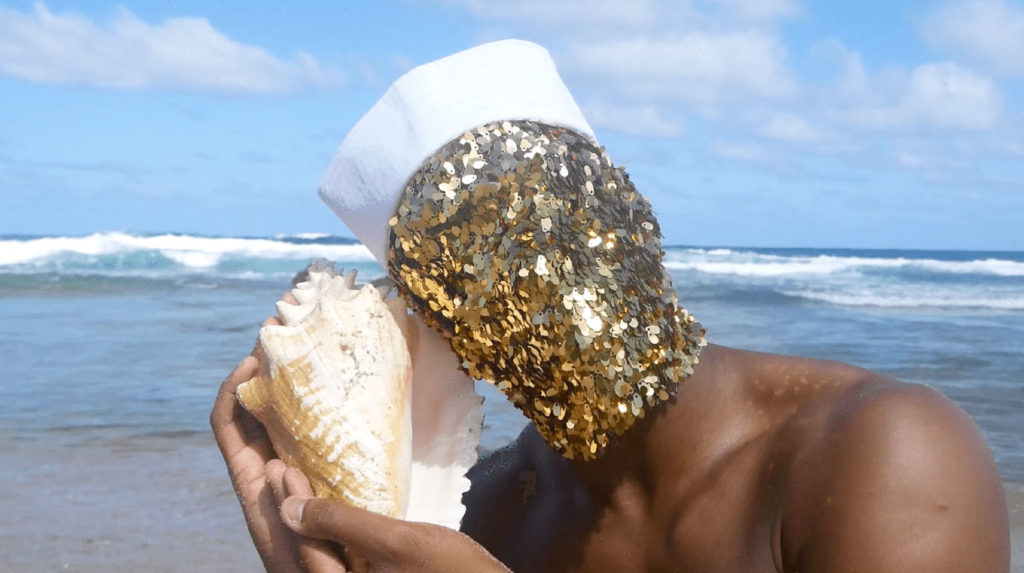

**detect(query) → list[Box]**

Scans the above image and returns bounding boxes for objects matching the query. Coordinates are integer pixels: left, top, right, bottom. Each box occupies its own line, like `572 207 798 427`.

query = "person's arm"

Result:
781 381 1010 572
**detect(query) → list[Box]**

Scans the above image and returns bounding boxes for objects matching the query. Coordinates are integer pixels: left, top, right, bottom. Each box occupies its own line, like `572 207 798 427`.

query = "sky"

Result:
1 0 1022 250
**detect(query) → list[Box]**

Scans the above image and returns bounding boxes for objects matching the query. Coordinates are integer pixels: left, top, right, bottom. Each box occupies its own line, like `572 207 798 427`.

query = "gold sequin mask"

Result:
388 120 705 460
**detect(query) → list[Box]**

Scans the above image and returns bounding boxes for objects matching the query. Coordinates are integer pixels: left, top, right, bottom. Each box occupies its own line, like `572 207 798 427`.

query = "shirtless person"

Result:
211 41 1011 572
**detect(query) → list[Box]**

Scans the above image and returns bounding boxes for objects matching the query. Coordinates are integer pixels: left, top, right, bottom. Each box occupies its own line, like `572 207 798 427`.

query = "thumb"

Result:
281 496 415 559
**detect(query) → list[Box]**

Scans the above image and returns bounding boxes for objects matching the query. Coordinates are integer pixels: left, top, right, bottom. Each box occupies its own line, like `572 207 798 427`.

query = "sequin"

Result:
388 121 706 460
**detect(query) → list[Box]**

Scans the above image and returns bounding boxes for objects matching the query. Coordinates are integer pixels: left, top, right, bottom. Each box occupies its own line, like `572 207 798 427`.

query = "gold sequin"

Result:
388 121 706 460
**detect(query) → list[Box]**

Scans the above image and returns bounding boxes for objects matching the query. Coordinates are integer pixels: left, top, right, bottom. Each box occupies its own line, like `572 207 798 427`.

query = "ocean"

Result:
1 231 1022 570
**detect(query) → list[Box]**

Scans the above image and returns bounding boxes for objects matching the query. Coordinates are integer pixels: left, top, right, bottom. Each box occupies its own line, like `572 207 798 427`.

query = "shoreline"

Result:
0 433 1020 571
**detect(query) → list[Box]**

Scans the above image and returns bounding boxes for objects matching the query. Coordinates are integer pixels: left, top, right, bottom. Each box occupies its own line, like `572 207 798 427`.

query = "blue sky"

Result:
1 0 1022 249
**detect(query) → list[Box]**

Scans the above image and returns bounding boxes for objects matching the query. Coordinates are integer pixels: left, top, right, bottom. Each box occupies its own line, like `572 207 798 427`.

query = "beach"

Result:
1 232 1021 569
1010 483 1024 572
1 425 1021 572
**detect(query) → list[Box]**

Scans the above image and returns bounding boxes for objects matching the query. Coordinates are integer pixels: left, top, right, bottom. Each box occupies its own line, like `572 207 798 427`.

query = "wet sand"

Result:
1008 482 1024 572
0 434 263 572
1 434 1020 571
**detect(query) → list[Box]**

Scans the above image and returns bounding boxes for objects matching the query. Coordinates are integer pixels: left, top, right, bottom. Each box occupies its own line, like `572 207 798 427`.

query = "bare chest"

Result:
483 458 781 573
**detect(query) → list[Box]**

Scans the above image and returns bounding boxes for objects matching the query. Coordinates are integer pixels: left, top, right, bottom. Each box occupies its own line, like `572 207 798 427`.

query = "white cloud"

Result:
446 0 799 109
0 3 344 93
837 62 1001 131
894 150 927 170
888 137 977 182
807 39 875 103
582 102 684 138
450 0 659 30
451 0 799 29
570 32 797 105
922 0 1024 76
810 41 1002 133
755 112 837 144
440 0 801 141
705 0 800 22
708 140 778 163
903 63 1001 129
445 0 1014 187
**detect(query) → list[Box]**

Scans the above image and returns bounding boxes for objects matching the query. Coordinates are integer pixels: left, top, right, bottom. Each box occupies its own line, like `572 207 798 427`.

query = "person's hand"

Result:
211 309 348 572
266 460 350 572
274 485 511 573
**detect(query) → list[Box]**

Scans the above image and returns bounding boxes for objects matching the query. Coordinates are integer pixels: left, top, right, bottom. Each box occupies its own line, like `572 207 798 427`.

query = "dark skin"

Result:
212 309 1011 572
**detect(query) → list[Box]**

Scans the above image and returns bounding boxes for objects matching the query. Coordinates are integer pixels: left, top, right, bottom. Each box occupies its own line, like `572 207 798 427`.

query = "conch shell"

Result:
237 261 483 528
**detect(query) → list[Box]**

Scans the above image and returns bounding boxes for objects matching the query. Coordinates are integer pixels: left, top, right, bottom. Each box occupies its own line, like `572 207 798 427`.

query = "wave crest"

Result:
665 250 1024 277
0 231 375 268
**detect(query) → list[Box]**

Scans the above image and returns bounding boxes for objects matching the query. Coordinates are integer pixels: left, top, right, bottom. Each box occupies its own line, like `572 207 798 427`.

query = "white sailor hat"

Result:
318 39 595 264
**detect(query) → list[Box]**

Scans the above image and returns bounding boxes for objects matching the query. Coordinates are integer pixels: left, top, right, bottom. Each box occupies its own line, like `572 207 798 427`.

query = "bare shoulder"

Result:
780 377 1010 572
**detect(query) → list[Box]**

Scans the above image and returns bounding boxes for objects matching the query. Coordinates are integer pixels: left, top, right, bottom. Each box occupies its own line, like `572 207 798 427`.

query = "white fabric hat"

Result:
318 39 596 264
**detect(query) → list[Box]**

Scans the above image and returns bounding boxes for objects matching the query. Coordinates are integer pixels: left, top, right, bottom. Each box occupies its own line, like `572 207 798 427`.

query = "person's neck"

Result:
567 406 657 499
563 344 743 500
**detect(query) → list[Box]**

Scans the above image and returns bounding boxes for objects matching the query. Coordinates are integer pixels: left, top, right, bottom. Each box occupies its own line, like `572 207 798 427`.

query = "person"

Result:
211 40 1010 572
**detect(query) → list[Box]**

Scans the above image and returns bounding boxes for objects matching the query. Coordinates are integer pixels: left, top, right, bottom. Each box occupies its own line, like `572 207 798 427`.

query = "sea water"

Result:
1 231 1021 480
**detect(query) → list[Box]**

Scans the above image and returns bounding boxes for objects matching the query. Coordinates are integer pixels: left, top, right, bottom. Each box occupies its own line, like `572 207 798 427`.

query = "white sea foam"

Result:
665 250 1024 277
275 232 332 240
0 232 375 267
912 258 1024 276
662 248 1024 311
784 290 1024 310
163 250 223 268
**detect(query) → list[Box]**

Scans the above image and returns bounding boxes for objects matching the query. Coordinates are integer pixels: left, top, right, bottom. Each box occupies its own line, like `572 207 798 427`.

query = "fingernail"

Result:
282 497 307 526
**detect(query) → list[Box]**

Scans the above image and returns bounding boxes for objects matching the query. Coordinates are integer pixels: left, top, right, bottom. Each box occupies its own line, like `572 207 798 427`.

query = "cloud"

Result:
0 3 344 93
705 0 800 22
451 0 799 29
902 63 1002 129
838 61 1001 132
443 0 1015 189
570 32 797 105
446 0 798 112
922 0 1024 76
581 102 684 138
755 112 838 144
811 41 1002 132
708 140 779 163
883 133 1007 187
448 0 660 31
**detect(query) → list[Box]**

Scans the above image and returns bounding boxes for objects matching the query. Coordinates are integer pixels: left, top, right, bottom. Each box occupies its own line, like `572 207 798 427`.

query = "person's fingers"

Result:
280 498 510 572
279 468 350 573
211 358 300 573
281 292 299 305
211 356 273 466
280 496 416 560
281 466 313 497
211 357 274 497
267 459 289 504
